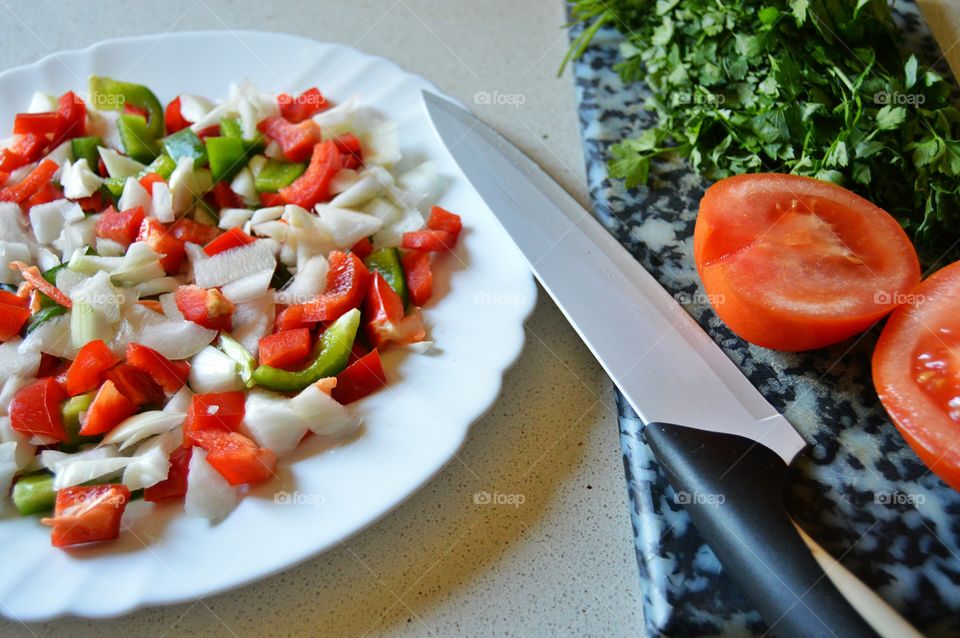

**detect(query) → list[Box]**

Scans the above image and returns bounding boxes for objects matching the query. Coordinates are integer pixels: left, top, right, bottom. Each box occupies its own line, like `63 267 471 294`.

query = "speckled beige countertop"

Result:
0 1 644 636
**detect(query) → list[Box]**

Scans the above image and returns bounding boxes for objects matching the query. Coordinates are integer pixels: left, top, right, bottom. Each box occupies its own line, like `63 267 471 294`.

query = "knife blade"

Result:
423 91 920 638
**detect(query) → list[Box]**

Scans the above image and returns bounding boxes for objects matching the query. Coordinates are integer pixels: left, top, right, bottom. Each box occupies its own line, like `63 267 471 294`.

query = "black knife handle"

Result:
644 422 878 638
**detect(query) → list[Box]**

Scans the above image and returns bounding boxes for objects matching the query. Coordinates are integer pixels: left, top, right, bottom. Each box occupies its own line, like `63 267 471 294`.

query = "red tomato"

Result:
80 379 136 436
258 328 311 369
277 87 328 123
65 339 121 396
187 429 276 486
0 159 59 203
402 250 433 307
183 391 246 444
693 174 921 351
276 251 370 328
164 96 190 134
41 484 131 547
9 377 67 441
0 301 30 341
333 349 387 405
174 285 235 331
364 272 426 349
257 116 321 162
144 446 192 502
278 140 341 209
138 218 186 273
95 205 146 247
203 227 255 256
873 260 960 492
125 343 190 393
51 91 86 145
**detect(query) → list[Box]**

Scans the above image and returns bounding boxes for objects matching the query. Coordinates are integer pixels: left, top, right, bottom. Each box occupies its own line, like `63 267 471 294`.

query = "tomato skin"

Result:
693 174 921 351
144 446 192 502
873 260 960 492
9 377 68 442
125 343 190 393
175 285 235 331
42 484 130 547
65 339 121 396
187 429 276 485
96 205 146 247
80 379 136 436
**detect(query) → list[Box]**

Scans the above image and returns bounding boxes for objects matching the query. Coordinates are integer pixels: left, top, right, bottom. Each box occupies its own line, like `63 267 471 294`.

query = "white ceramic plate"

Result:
0 31 536 621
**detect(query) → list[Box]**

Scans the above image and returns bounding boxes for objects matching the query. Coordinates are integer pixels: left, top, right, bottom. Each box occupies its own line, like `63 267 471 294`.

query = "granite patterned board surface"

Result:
569 2 960 636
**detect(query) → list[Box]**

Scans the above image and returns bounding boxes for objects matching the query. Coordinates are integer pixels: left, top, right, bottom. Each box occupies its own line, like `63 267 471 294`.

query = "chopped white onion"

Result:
189 346 243 393
218 208 253 230
240 390 307 457
184 448 238 521
137 319 218 360
221 268 273 303
59 159 103 199
192 240 276 288
98 147 145 179
290 384 360 438
102 410 186 451
314 205 382 249
276 254 327 305
151 181 174 223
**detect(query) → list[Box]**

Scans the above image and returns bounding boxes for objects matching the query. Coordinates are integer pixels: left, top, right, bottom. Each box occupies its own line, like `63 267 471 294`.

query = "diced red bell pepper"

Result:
138 217 186 273
183 391 246 444
65 339 121 396
257 116 321 163
174 285 235 331
277 251 370 328
123 102 149 119
187 429 276 486
196 125 221 140
278 140 341 209
277 87 328 123
401 229 456 252
333 133 364 169
25 180 63 209
138 172 166 194
402 250 433 306
365 272 426 349
0 133 45 172
259 192 285 207
77 190 104 212
144 446 192 502
13 112 59 137
95 205 146 247
258 328 311 369
332 349 387 405
52 91 86 145
208 180 244 209
169 217 220 246
426 205 463 236
125 342 190 393
164 96 190 134
79 379 136 436
0 302 30 341
0 159 59 203
350 236 373 260
9 377 68 441
104 363 165 408
8 261 72 308
0 289 28 308
41 484 131 547
37 352 62 378
203 226 254 256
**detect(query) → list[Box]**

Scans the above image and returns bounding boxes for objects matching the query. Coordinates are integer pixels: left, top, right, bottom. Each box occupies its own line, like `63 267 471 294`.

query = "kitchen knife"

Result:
422 91 921 638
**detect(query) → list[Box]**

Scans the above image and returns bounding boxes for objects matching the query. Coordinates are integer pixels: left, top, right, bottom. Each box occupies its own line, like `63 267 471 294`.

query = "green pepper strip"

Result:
70 136 103 169
60 392 100 452
221 117 266 153
254 159 306 193
163 128 208 167
364 248 408 305
206 136 247 183
88 76 165 139
26 305 67 333
102 153 177 198
118 114 161 164
252 308 360 392
13 472 56 515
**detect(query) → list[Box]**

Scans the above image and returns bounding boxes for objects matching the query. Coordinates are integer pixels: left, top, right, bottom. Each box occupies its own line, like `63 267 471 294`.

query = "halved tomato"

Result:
694 174 920 351
873 260 960 492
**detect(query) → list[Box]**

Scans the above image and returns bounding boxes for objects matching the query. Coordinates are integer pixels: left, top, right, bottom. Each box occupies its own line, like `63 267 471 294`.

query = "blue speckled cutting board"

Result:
568 2 960 636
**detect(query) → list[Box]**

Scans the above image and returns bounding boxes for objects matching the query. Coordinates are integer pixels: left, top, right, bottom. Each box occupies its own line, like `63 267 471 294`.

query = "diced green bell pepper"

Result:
254 159 306 193
118 114 161 164
88 76 165 139
163 128 208 167
221 117 266 153
25 304 67 334
70 136 103 169
103 177 125 198
251 308 360 392
12 472 56 515
206 136 247 183
364 247 407 305
60 392 100 452
144 153 177 179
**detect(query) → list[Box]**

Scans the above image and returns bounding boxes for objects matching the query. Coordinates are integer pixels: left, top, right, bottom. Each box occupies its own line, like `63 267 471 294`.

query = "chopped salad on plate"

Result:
0 77 463 547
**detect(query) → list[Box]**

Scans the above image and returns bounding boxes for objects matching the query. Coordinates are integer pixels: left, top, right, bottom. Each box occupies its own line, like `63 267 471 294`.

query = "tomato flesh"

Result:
694 174 920 351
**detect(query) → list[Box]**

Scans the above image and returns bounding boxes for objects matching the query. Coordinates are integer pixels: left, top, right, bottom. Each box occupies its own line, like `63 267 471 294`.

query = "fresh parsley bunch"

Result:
567 0 960 263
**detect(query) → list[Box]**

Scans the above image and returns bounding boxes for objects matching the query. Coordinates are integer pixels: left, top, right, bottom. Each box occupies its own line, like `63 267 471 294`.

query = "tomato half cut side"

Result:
694 174 920 351
873 260 960 492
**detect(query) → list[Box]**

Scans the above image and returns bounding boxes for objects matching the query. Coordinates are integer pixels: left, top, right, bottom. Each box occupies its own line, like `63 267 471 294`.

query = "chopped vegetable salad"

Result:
0 77 462 547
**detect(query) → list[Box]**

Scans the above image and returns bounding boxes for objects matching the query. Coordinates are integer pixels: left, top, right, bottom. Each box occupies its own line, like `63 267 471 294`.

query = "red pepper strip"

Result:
196 125 221 140
0 289 29 308
8 261 72 308
126 343 190 393
364 272 426 349
183 391 246 445
208 181 244 209
426 206 463 237
332 349 387 405
258 328 312 369
0 134 45 172
402 250 433 306
25 181 63 209
257 116 321 163
169 217 220 245
80 380 137 436
259 192 285 207
13 112 59 137
276 251 370 328
104 363 166 408
77 190 104 212
400 229 456 252
165 96 190 134
204 226 255 256
138 172 166 193
96 205 146 246
277 87 328 123
0 159 59 203
9 377 68 441
175 285 235 331
138 218 186 274
333 133 364 169
51 91 86 145
186 429 276 485
350 237 373 260
41 484 131 547
0 302 30 341
65 339 121 396
144 446 192 501
277 140 341 209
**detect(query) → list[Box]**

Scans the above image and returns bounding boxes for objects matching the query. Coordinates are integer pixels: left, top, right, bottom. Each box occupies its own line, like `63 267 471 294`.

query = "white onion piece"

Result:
218 208 253 230
71 270 123 323
329 173 383 209
98 147 145 179
372 207 425 250
133 276 180 297
102 411 186 451
0 416 36 470
290 384 360 438
137 319 217 360
240 390 307 457
95 237 126 257
185 448 238 521
230 167 259 206
178 95 215 123
27 92 57 113
221 268 273 303
122 429 182 491
231 294 274 356
29 199 79 244
329 168 360 195
276 254 327 305
164 386 194 414
86 110 123 151
118 176 151 216
361 119 401 166
59 159 103 199
151 181 174 223
21 314 77 359
0 338 39 381
192 240 275 288
0 442 19 497
314 205 382 249
189 346 243 393
159 292 184 321
0 241 30 284
363 197 401 225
